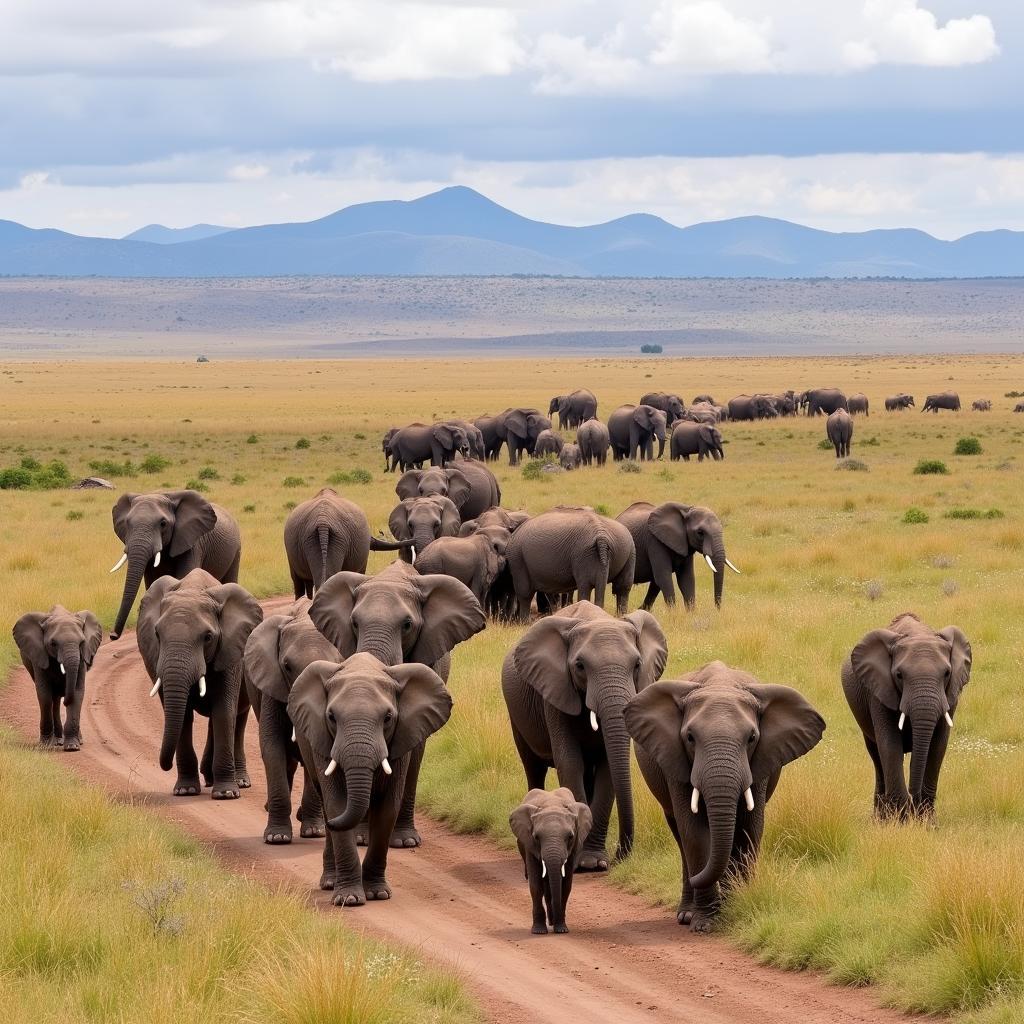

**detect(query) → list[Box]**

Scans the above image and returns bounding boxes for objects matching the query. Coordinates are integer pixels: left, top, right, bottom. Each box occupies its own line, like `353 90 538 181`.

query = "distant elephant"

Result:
412 529 509 607
244 599 336 843
534 429 565 458
692 394 717 406
559 443 582 470
607 404 667 461
506 506 635 620
14 605 102 751
388 495 461 563
510 788 593 934
495 408 552 465
382 427 403 471
473 413 504 461
309 561 485 847
763 392 797 416
670 422 724 462
625 661 825 931
388 422 471 469
108 490 241 640
1016 402 1024 413
727 395 778 421
847 393 869 416
686 402 723 425
842 612 971 820
972 399 992 412
885 394 914 411
800 388 848 416
640 392 685 425
922 392 961 413
395 462 500 522
137 568 263 799
289 654 452 905
285 488 408 598
576 419 610 466
503 601 667 871
826 408 853 458
548 389 598 429
444 419 487 460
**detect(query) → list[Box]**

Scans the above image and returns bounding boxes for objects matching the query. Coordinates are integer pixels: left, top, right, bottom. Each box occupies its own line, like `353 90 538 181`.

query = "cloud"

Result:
648 2 775 73
227 163 270 181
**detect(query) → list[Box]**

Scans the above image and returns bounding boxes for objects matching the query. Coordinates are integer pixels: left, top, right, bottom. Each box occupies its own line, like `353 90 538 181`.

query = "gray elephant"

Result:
972 399 992 411
692 394 717 405
309 561 485 847
625 661 825 931
640 392 685 425
458 506 530 538
388 494 461 563
800 388 848 416
922 392 961 412
842 613 971 819
285 488 408 598
534 429 565 458
412 529 509 606
847 393 869 415
495 408 552 465
607 404 667 461
885 394 915 411
617 501 738 610
444 419 487 460
506 506 636 620
727 395 778 421
670 422 724 462
685 402 723 425
137 568 263 799
1016 402 1024 413
473 413 505 461
826 408 853 458
387 422 471 470
14 605 102 750
503 601 667 871
763 392 797 416
244 599 335 843
109 490 241 640
548 389 598 429
289 654 452 905
576 419 610 465
395 462 500 522
510 788 593 934
382 427 403 471
559 443 582 471
459 507 531 618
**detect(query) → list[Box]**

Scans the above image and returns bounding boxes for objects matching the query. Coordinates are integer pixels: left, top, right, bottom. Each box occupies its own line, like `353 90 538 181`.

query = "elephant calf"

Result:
388 494 461 563
534 429 564 458
412 529 509 607
826 408 853 458
395 462 500 522
576 420 610 466
669 422 724 462
559 443 582 471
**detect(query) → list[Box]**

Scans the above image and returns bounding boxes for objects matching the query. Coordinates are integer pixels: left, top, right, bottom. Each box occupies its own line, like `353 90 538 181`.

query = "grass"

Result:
955 437 984 456
915 459 951 475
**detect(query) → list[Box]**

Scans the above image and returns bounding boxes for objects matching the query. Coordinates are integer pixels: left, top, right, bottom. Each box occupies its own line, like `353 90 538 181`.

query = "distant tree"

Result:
196 355 209 363
640 344 663 354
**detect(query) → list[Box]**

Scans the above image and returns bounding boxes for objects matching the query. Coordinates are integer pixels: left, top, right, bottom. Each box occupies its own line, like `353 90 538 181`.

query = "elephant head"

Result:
109 490 218 639
850 620 971 804
511 604 667 858
648 502 737 608
625 662 824 889
459 509 529 537
288 654 452 831
388 495 461 561
633 406 667 458
14 605 102 704
754 396 779 419
395 467 473 512
433 422 470 461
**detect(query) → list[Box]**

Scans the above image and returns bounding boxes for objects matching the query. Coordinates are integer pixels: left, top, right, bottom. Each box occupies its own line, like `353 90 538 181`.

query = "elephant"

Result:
640 392 685 425
506 506 636 621
473 413 505 461
412 529 510 607
288 654 452 905
800 388 848 416
617 501 737 610
387 422 471 469
108 490 241 640
388 494 461 563
576 419 610 466
972 399 992 411
382 427 403 471
559 443 582 471
727 395 778 421
459 507 531 618
1016 402 1024 413
444 419 487 460
841 613 971 820
763 392 797 416
502 600 667 871
243 599 336 843
548 389 598 429
395 462 500 522
14 605 102 751
885 394 915 411
624 661 825 931
534 429 564 459
922 392 961 413
692 394 717 406
494 408 552 466
510 788 593 934
607 404 667 461
137 568 263 799
685 402 723 425
284 488 408 598
826 408 854 458
309 560 485 847
458 506 530 538
669 422 724 462
847 393 869 416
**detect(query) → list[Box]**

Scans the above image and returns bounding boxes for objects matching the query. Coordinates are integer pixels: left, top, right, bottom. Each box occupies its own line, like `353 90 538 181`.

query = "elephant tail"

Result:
317 524 330 588
594 534 611 570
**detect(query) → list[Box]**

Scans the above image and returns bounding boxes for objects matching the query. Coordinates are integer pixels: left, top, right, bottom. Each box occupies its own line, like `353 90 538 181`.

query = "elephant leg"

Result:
209 700 240 800
233 700 251 789
173 709 202 796
641 581 661 611
62 685 84 752
390 741 424 848
591 572 608 611
290 570 306 600
331 829 366 908
35 681 56 745
918 723 950 818
677 556 696 609
222 550 241 585
200 723 214 787
365 787 402 901
578 759 613 872
554 862 574 933
873 713 910 819
297 762 326 838
525 854 548 934
612 571 632 617
666 813 696 925
513 571 534 622
650 550 676 607
50 696 63 743
864 736 886 816
259 699 294 843
511 726 549 791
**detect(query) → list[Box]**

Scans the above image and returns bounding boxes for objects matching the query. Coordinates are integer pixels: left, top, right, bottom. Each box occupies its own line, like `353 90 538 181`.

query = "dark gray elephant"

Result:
549 389 598 429
388 495 461 563
763 392 797 416
847 393 869 415
388 422 471 469
922 392 961 412
640 392 686 425
412 529 509 606
458 506 530 538
1016 402 1024 413
625 661 824 930
799 388 848 416
285 488 408 598
503 601 667 871
444 419 486 460
727 395 778 421
617 501 737 610
534 429 564 458
607 404 667 461
559 443 582 470
396 462 500 522
473 413 505 461
108 490 241 640
842 613 971 820
670 422 724 462
14 605 102 751
576 419 610 465
289 654 452 905
382 427 403 471
137 568 263 799
496 408 552 465
826 408 853 458
885 394 915 411
458 507 531 618
972 399 992 411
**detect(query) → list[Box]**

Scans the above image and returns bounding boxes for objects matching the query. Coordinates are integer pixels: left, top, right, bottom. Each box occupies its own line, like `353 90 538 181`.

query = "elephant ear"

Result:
13 612 49 670
622 610 668 690
76 611 103 666
506 511 530 532
623 680 701 783
388 501 412 542
111 494 135 543
444 469 472 510
698 424 715 446
505 410 528 440
410 573 485 665
207 583 264 673
648 502 693 555
166 490 217 558
509 792 544 854
243 614 289 704
137 575 179 681
633 406 652 428
850 628 902 710
308 571 366 658
395 471 422 501
748 683 826 781
432 423 455 450
287 660 339 761
571 801 594 864
938 626 972 702
436 496 462 536
511 616 579 716
386 662 453 761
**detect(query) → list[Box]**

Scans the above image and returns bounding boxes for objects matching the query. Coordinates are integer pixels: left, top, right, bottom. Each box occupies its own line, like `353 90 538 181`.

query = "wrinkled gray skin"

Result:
473 413 505 461
727 395 778 421
692 394 717 405
506 506 636 621
534 429 565 458
607 404 667 461
640 392 686 426
387 422 471 470
548 389 598 429
396 462 500 522
617 501 733 610
309 561 485 847
922 391 961 412
972 399 992 411
847 393 870 416
382 426 404 471
685 402 724 425
244 599 335 843
445 419 487 460
762 392 797 416
625 661 825 931
459 507 531 618
575 419 610 466
670 422 724 462
458 506 530 537
885 394 915 411
841 613 971 820
826 408 854 458
284 488 408 598
14 605 102 751
495 408 552 465
559 443 582 470
109 490 241 640
289 654 452 905
412 529 510 606
137 568 263 799
799 388 848 416
510 788 593 934
503 601 667 872
388 495 461 564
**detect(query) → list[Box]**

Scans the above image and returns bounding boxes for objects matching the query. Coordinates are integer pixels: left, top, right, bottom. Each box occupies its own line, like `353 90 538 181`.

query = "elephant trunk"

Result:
594 675 637 858
412 526 437 561
708 537 726 609
156 643 203 772
541 838 566 916
327 738 380 831
59 643 81 706
906 690 942 804
688 747 743 890
356 626 403 668
111 538 156 640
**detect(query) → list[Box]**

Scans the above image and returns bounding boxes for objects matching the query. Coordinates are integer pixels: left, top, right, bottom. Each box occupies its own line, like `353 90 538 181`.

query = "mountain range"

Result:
2 186 1022 279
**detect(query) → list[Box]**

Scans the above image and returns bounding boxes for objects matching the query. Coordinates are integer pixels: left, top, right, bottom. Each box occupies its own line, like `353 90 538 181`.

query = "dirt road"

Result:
2 598 902 1024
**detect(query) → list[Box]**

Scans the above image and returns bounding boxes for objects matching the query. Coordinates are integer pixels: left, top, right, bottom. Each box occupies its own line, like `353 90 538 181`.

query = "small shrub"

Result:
197 465 220 480
944 507 1004 520
861 436 880 447
65 509 84 521
295 437 311 449
328 468 373 486
283 476 306 488
1 459 72 490
932 554 955 568
521 459 548 481
184 478 207 492
864 580 884 601
139 454 172 474
88 458 136 477
954 436 982 455
640 343 663 354
618 460 642 474
942 579 959 597
19 456 40 471
283 501 297 511
353 432 366 440
914 459 949 475
242 503 256 513
903 507 930 524
231 473 247 485
836 459 868 471
817 438 833 450
246 434 259 444
0 467 33 489
594 504 610 516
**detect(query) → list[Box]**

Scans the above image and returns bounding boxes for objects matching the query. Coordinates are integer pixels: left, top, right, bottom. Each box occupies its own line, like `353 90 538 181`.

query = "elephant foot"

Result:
576 848 610 872
264 825 292 844
389 825 422 849
531 922 549 935
363 877 392 901
39 735 61 748
173 779 202 797
236 772 251 789
553 923 569 935
332 887 366 908
300 818 326 839
62 739 81 752
689 912 717 933
319 872 337 891
211 784 240 800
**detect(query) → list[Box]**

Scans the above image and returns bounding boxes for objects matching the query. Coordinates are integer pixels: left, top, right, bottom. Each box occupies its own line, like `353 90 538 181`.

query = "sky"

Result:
2 0 1022 239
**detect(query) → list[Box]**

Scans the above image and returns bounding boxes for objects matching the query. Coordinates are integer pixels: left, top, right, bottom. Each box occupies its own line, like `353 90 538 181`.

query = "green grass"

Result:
955 437 984 456
915 459 951 475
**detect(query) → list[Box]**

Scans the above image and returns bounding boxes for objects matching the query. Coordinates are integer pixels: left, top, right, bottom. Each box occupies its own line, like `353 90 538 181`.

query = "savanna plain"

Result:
3 354 1024 1022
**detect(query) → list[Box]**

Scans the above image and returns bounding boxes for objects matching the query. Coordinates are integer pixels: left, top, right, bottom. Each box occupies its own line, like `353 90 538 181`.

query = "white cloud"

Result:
228 163 270 181
533 26 645 95
648 2 775 73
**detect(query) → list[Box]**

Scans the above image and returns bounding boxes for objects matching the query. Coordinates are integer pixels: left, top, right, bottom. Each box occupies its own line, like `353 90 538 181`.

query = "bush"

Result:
903 507 930 524
327 468 373 486
818 438 834 450
242 503 256 513
640 343 663 354
954 436 982 455
0 459 71 490
594 504 611 516
0 467 33 489
139 454 172 474
197 465 220 480
88 458 136 477
618 461 642 474
246 434 259 444
295 437 311 449
230 473 246 485
282 476 306 488
66 509 84 521
836 459 869 471
522 456 558 480
944 508 1005 520
914 459 949 475
184 478 208 492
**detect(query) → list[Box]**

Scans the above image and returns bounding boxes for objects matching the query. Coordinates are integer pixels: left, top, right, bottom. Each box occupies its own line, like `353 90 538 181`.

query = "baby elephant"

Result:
14 606 102 750
412 528 510 606
559 443 582 471
826 408 853 458
510 788 593 934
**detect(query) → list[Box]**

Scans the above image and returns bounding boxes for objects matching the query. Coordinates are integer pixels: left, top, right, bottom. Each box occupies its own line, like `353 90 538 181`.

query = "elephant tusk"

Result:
324 759 337 777
725 558 741 575
704 554 717 573
198 675 206 698
561 861 567 878
59 662 65 675
590 711 599 732
291 728 296 743
150 679 161 698
945 711 954 728
410 546 416 564
381 758 393 776
542 861 547 878
691 788 700 814
898 712 906 730
744 788 755 812
109 552 128 573
153 550 161 569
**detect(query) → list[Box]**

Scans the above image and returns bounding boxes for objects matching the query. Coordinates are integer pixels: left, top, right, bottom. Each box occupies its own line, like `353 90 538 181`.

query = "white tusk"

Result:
410 546 416 564
291 728 296 743
725 558 741 575
150 679 161 698
59 662 65 675
944 712 954 728
381 758 392 776
704 554 717 573
744 788 755 812
542 861 547 878
898 712 906 730
109 552 128 574
561 861 566 878
590 711 599 732
691 788 700 814
198 675 206 698
153 550 161 568
324 759 337 776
